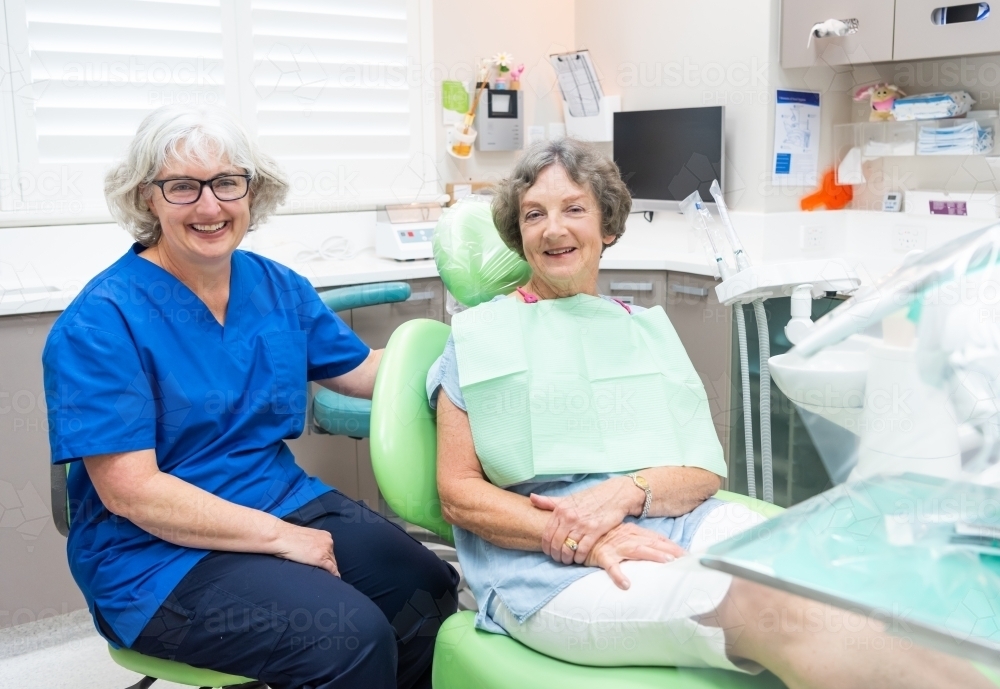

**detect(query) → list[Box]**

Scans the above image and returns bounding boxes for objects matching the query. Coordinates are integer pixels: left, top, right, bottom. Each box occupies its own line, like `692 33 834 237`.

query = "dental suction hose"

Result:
735 305 756 500
752 299 773 503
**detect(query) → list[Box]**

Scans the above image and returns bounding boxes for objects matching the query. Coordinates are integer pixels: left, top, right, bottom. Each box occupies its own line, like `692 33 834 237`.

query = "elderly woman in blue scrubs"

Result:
42 104 458 689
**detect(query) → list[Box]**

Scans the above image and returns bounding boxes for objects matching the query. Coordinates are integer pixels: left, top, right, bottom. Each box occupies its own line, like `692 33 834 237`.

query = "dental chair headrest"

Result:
433 196 531 307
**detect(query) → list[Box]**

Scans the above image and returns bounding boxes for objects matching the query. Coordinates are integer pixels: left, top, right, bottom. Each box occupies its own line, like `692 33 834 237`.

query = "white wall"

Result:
575 0 864 213
431 0 576 187
576 0 777 212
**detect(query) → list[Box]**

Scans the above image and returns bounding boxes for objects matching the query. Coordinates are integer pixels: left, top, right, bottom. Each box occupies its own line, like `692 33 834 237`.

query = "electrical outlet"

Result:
892 225 927 254
800 226 826 250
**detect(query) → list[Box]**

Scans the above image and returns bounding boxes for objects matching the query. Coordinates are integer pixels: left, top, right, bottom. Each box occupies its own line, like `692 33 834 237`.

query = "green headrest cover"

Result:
433 197 531 307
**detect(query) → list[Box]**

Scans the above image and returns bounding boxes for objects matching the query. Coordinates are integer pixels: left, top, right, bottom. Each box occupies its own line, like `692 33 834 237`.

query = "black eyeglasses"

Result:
151 174 252 205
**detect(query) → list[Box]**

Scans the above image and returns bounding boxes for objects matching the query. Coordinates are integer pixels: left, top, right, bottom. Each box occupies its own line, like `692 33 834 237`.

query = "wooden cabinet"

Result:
663 272 732 464
893 0 1000 61
782 0 1000 66
780 0 896 68
0 312 86 619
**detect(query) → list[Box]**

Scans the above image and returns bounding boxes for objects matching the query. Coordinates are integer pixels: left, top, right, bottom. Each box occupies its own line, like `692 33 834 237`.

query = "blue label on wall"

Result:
775 152 791 174
776 90 820 106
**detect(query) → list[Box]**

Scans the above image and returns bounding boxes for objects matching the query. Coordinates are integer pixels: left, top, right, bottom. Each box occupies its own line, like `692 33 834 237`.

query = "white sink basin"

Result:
769 335 876 432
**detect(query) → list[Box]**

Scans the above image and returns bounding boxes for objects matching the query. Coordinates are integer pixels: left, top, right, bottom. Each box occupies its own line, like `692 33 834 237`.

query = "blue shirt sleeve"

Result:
292 275 370 381
43 325 157 463
426 334 467 411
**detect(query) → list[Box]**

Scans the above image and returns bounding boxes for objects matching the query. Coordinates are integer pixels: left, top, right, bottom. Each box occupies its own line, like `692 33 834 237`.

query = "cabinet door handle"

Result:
670 284 709 297
609 281 653 291
807 18 860 48
406 290 435 302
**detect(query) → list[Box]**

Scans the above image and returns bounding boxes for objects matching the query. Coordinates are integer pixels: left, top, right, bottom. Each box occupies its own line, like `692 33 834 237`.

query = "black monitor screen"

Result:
613 106 723 203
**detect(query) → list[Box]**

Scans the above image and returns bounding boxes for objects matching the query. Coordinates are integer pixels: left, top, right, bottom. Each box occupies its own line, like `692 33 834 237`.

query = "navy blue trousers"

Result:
99 491 459 689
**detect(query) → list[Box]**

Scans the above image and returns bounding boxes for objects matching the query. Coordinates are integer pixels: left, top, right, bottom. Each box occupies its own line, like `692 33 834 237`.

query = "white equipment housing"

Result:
375 203 441 261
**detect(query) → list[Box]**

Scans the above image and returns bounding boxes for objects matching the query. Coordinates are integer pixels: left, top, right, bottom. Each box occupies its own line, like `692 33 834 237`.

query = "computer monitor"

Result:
613 106 725 211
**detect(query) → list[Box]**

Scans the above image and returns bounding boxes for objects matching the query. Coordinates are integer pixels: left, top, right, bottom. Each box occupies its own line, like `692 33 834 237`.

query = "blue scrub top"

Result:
42 243 370 648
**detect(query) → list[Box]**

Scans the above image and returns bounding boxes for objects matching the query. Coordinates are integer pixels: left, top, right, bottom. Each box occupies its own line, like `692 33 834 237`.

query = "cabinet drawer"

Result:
894 0 1000 61
781 0 895 68
596 269 667 309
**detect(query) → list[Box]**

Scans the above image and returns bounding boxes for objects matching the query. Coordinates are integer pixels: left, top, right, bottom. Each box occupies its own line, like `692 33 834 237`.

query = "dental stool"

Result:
45 282 411 689
311 282 412 438
369 318 788 689
50 465 260 689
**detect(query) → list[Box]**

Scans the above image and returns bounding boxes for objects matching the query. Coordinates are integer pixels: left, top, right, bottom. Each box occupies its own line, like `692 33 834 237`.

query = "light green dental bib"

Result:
452 294 726 487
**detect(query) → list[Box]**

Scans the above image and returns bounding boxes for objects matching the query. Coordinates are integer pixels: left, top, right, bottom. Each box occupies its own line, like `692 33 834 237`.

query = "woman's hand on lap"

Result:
530 476 643 565
272 522 340 577
583 523 684 590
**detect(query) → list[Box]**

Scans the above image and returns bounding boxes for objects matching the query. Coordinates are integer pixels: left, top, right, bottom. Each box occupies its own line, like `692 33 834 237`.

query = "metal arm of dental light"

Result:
685 192 764 500
707 181 774 504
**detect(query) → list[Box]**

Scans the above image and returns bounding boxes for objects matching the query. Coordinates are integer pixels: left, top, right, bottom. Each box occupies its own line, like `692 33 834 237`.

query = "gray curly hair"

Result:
491 138 632 258
104 105 288 246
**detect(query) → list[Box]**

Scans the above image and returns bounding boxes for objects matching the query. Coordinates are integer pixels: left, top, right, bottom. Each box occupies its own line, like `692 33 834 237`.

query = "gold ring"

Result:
564 537 578 551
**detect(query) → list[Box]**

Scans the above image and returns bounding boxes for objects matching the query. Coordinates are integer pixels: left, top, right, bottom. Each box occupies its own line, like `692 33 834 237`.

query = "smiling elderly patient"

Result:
427 138 991 689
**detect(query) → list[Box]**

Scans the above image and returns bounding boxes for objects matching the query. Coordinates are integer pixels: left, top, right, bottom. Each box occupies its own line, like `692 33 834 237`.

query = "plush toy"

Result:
853 82 905 122
800 169 854 211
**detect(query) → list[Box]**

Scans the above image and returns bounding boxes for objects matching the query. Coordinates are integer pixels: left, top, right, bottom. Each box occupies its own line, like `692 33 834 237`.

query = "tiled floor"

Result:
0 633 188 689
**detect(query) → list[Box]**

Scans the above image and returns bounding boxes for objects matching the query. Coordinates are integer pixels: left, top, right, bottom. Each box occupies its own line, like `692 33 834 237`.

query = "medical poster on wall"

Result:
771 90 820 187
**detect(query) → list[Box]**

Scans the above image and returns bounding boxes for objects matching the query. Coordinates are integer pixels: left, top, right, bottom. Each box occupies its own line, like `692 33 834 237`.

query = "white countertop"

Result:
0 208 994 317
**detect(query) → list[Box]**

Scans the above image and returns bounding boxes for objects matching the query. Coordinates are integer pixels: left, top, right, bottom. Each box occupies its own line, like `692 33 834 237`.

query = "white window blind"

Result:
0 0 434 219
245 0 434 211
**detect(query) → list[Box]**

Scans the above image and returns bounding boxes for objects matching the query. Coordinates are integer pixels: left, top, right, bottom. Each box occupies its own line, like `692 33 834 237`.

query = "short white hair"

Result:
104 104 289 246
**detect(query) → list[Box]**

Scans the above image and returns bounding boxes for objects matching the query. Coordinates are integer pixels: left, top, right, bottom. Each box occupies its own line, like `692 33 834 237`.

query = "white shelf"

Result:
835 117 999 185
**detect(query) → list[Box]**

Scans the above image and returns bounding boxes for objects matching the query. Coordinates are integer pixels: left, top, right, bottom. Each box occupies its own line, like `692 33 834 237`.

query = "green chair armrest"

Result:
319 282 411 313
313 389 372 437
715 489 785 519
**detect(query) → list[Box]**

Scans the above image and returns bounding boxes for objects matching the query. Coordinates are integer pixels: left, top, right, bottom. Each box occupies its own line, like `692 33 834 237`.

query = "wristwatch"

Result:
627 473 652 520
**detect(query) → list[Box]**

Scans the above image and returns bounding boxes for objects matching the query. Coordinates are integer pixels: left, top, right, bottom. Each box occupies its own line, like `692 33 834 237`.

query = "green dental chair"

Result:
47 281 412 689
369 317 789 689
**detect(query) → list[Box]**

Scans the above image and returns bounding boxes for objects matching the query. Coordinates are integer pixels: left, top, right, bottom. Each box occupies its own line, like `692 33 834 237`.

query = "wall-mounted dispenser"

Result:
564 95 620 142
475 88 523 151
